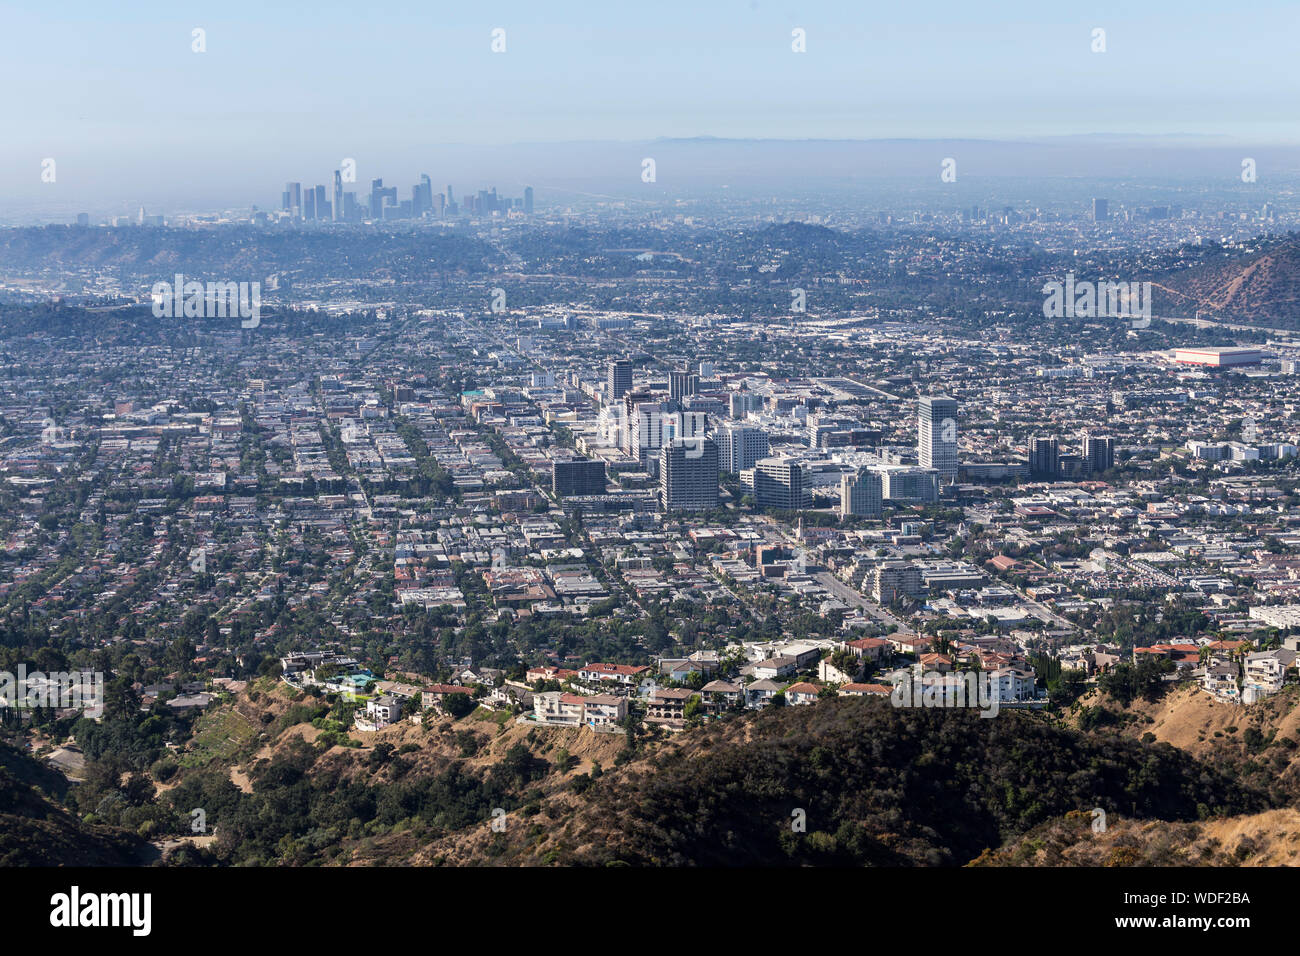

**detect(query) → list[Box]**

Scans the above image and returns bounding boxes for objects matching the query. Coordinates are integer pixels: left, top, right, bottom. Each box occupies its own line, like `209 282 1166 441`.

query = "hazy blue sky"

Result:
2 0 1298 212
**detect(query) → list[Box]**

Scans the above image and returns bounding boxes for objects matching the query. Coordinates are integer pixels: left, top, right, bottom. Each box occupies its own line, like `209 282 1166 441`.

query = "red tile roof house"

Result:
576 663 650 686
919 653 954 673
844 637 891 662
784 681 821 705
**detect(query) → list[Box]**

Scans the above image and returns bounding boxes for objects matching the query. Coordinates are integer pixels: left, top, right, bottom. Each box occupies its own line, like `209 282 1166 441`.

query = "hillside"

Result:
0 741 145 866
1153 239 1300 324
1066 684 1300 806
975 808 1300 867
14 680 1289 867
447 698 1267 867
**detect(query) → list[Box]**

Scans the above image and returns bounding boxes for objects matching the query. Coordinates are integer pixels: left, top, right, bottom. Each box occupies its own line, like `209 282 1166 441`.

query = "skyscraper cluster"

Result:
280 174 534 223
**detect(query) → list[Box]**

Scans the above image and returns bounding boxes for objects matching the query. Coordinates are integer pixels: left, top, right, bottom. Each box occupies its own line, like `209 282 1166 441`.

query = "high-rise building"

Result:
314 185 328 220
716 424 769 473
416 174 433 218
524 186 534 214
669 370 699 404
303 188 316 220
753 456 812 511
333 171 343 222
1029 437 1059 478
1083 433 1115 474
875 561 924 604
553 458 607 497
840 467 883 517
1092 198 1109 222
285 182 302 219
608 359 633 401
660 439 719 511
918 396 958 482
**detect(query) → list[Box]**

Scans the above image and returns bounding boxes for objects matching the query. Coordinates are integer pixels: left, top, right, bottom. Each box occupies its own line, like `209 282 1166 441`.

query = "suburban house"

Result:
844 637 891 662
1244 648 1295 698
576 662 650 686
784 681 821 705
818 658 857 684
1201 662 1240 703
700 679 744 713
488 682 535 710
839 682 892 697
645 687 695 728
745 678 786 707
356 694 404 731
749 656 798 680
657 656 721 682
987 666 1037 702
421 683 476 713
582 693 627 728
525 665 579 684
533 691 587 725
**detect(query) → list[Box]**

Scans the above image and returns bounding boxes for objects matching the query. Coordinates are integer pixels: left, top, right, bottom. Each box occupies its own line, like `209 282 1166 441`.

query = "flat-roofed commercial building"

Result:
1173 347 1264 367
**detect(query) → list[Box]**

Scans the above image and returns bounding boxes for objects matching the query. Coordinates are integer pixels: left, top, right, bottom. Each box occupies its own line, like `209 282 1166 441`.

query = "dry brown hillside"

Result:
1153 241 1300 323
975 808 1300 867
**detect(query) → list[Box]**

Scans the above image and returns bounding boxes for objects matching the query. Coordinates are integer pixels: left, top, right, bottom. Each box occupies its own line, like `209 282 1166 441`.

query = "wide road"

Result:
815 571 910 633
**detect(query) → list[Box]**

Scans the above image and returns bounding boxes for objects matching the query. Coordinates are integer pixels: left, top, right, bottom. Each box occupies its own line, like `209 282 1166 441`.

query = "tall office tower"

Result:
313 185 327 220
841 467 883 518
1092 198 1109 222
303 188 316 220
343 192 359 222
668 370 699 404
370 178 384 220
607 359 633 401
281 188 291 211
524 186 534 214
753 456 812 511
623 395 663 462
285 182 302 219
917 396 958 482
716 424 769 473
1029 437 1060 478
553 458 607 497
1083 433 1116 474
417 175 433 217
660 438 719 511
333 171 343 221
435 193 446 217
